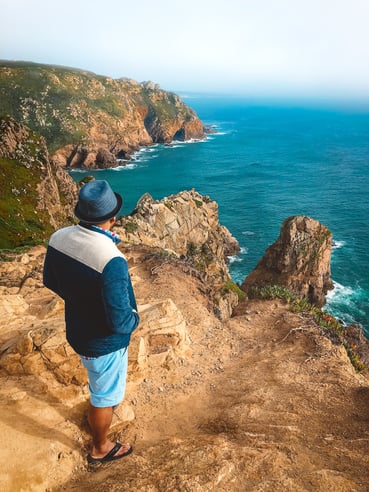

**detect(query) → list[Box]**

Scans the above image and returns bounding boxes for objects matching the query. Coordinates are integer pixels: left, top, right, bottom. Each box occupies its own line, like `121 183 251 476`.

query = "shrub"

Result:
222 279 246 301
186 241 197 257
124 221 138 234
250 285 297 303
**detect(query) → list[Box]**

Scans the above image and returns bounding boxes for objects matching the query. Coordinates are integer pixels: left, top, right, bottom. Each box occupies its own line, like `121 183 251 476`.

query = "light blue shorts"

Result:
80 347 128 408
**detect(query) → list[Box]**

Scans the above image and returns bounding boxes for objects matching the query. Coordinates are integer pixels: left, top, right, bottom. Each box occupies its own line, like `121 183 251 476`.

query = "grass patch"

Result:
222 279 246 301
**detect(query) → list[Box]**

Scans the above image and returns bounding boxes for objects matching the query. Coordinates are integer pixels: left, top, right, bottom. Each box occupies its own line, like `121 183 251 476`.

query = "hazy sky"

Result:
1 0 369 99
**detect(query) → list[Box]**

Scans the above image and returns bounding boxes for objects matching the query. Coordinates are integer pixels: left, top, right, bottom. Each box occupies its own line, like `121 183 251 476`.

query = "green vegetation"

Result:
250 284 296 302
0 118 55 249
124 221 138 234
142 89 194 124
186 241 197 257
250 284 366 372
0 245 33 262
0 155 53 249
344 344 367 372
185 241 215 274
221 279 246 301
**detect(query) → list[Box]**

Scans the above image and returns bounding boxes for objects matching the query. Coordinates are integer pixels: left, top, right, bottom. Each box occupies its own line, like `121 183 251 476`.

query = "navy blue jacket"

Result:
43 225 139 357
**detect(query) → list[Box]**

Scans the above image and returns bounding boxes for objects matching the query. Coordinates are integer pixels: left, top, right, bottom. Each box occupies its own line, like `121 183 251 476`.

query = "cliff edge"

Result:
0 209 369 490
0 61 205 169
0 244 369 491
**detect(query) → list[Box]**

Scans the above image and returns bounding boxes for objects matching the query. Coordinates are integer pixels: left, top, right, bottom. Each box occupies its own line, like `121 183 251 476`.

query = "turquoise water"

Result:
70 95 369 335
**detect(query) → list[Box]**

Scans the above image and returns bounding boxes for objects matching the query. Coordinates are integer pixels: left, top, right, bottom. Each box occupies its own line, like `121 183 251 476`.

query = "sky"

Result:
1 0 369 100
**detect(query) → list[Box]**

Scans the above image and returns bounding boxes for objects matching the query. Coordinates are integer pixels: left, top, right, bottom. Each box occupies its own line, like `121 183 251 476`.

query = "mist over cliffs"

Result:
0 61 205 169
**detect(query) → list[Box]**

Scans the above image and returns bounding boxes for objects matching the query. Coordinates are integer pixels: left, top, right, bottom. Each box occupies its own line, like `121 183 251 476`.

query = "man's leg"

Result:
88 403 130 458
81 349 130 459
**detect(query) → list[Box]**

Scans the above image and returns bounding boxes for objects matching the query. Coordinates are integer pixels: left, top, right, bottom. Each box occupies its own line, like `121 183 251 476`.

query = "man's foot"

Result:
87 442 133 464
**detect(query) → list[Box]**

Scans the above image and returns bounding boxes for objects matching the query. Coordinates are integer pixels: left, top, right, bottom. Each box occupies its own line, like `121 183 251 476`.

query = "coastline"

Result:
68 100 369 336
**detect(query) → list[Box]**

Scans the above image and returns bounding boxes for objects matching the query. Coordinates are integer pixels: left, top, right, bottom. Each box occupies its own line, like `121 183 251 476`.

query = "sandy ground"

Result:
1 248 369 491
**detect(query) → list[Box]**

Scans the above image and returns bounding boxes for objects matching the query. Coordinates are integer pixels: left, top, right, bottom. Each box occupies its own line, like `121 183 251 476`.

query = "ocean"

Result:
70 95 369 336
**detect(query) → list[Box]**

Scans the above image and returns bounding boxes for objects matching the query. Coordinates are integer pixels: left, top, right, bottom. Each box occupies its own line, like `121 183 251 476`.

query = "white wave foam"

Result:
132 145 158 157
228 255 242 264
324 279 369 327
332 240 346 249
180 137 207 144
112 163 137 171
228 247 248 263
242 231 255 236
326 280 353 301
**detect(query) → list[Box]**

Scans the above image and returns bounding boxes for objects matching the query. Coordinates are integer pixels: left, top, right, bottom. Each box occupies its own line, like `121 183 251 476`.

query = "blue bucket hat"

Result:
74 180 123 224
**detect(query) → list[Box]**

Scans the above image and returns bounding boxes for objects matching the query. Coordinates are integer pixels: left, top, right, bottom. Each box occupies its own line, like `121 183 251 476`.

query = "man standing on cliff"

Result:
43 179 139 464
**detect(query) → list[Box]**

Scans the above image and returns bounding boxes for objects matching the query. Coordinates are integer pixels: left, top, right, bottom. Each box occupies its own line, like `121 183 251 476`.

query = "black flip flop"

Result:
87 442 133 464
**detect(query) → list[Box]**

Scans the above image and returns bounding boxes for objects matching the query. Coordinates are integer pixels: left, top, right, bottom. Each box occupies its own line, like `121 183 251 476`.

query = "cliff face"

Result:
0 117 78 249
242 215 334 307
0 61 205 169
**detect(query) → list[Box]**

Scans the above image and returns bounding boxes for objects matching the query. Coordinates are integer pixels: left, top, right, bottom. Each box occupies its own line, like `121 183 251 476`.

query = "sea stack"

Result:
241 215 334 307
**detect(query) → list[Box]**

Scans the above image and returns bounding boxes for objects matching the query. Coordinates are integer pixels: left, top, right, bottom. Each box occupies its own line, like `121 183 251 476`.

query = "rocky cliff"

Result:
0 116 78 249
242 215 334 307
0 61 205 169
118 190 240 284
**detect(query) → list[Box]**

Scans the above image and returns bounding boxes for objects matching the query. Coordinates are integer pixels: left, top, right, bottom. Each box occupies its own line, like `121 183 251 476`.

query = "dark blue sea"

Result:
70 95 369 336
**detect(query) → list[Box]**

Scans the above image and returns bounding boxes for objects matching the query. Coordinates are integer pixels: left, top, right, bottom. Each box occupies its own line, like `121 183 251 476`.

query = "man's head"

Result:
74 180 123 225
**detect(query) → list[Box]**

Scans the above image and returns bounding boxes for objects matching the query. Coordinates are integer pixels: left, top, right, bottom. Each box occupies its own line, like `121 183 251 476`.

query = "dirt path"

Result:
55 301 369 491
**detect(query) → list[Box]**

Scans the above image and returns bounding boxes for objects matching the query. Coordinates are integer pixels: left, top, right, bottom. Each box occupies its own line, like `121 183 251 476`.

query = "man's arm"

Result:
101 256 139 335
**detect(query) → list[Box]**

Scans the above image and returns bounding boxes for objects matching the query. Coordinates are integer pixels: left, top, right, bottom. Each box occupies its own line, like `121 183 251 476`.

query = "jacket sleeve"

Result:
101 256 140 335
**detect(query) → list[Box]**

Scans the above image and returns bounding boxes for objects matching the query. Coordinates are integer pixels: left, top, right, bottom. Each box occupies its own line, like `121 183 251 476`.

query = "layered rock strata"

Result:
242 215 334 306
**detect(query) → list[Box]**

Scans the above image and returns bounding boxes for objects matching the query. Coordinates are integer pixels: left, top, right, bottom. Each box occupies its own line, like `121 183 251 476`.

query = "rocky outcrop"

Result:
118 190 240 285
242 215 334 306
0 61 205 169
0 295 189 385
0 117 78 248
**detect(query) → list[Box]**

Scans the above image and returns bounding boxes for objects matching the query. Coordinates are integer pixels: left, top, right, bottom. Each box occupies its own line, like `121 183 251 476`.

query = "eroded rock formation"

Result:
242 215 334 306
0 188 241 385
